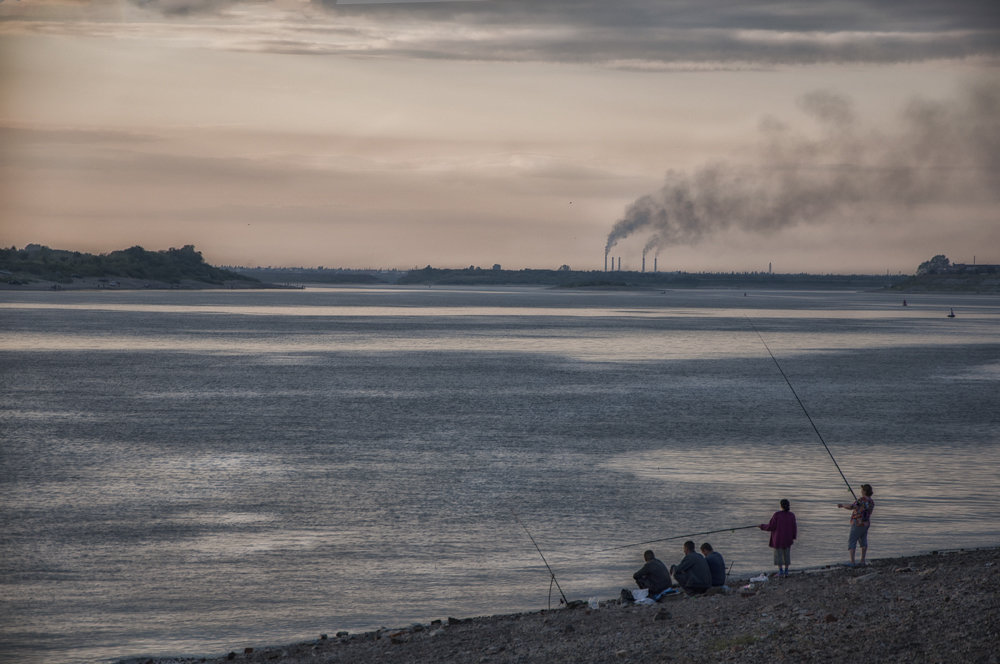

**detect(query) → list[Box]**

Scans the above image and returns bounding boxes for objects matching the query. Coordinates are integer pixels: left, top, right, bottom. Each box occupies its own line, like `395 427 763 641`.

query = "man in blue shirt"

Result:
700 542 727 587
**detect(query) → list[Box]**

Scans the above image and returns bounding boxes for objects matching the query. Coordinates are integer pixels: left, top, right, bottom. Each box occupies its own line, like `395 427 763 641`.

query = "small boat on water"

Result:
947 308 956 318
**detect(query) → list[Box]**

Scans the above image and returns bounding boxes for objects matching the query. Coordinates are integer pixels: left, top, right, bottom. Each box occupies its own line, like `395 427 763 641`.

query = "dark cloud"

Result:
0 125 158 146
120 0 1000 65
605 80 1000 259
318 0 998 33
129 0 240 15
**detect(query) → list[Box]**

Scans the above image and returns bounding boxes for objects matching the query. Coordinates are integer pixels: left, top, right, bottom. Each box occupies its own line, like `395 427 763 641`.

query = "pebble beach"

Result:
120 547 999 664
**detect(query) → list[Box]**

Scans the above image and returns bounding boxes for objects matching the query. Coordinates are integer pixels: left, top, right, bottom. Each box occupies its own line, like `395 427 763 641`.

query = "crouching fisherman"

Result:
700 542 728 592
621 549 674 603
633 549 672 594
670 540 712 594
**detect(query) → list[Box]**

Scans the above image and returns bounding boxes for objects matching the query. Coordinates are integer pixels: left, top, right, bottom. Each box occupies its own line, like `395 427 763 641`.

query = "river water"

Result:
1 286 998 663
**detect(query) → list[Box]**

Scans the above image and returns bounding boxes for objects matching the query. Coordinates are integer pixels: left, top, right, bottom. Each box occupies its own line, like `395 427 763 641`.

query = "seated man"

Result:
700 542 727 588
670 540 712 594
631 549 672 597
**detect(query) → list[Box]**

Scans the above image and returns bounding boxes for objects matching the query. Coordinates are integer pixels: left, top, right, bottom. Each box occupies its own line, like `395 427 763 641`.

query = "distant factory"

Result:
604 255 659 272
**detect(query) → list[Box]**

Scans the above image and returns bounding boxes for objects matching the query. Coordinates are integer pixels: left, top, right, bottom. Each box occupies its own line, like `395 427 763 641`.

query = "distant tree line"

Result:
894 254 1000 292
917 255 952 275
916 254 999 276
233 267 386 284
0 244 257 285
396 266 908 289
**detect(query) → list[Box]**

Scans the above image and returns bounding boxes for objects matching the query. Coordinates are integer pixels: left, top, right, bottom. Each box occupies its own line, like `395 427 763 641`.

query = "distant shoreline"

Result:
5 246 997 293
0 276 300 291
0 274 908 293
9 275 996 294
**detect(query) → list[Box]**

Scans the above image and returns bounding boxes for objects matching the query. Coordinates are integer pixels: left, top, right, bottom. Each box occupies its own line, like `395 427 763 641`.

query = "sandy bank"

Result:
120 547 999 664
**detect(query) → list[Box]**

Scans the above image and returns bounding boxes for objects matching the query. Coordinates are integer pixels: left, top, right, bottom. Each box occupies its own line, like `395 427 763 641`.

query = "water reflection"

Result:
1 287 997 664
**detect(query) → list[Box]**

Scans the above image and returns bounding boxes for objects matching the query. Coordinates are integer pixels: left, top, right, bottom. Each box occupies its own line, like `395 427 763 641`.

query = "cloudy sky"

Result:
1 0 998 272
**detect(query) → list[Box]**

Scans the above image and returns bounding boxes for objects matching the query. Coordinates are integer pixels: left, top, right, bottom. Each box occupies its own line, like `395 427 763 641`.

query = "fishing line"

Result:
510 508 569 607
745 315 857 501
596 524 760 553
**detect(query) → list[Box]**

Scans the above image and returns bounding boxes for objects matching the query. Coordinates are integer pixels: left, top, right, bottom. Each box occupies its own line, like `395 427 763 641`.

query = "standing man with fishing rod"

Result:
838 484 875 567
747 317 878 570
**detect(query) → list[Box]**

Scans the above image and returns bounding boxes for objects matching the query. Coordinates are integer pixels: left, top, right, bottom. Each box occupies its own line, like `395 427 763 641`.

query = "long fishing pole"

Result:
596 524 760 552
510 508 569 607
745 315 857 501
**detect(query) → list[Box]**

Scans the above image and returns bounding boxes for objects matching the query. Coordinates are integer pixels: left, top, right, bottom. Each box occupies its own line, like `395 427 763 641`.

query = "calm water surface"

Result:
1 286 998 663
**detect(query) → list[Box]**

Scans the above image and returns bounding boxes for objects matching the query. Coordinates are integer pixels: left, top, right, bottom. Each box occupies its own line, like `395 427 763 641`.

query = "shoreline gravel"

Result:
119 546 999 664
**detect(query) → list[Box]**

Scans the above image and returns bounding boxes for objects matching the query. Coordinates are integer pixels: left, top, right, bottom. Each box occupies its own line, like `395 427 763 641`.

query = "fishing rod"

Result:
745 315 857 501
510 508 569 607
596 524 760 553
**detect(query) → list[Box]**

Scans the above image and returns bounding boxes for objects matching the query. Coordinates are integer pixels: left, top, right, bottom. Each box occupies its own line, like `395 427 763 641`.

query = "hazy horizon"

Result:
2 1 998 273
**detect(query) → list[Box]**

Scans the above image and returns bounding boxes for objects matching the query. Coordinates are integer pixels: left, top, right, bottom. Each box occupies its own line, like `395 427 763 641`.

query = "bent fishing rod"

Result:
745 315 857 501
510 508 569 607
597 524 760 553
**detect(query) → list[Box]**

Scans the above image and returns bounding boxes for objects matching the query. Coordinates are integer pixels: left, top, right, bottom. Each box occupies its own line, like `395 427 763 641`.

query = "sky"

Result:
1 0 998 273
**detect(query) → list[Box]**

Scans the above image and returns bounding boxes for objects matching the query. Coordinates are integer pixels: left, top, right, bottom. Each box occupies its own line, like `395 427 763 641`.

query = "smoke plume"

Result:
605 81 1000 261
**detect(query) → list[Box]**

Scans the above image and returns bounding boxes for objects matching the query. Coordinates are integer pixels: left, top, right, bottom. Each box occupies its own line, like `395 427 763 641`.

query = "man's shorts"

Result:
848 523 870 549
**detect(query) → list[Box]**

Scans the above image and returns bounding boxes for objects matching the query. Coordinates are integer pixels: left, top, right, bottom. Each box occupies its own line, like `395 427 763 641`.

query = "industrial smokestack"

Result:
617 257 621 271
642 255 645 272
604 254 608 272
602 84 1000 264
654 257 658 272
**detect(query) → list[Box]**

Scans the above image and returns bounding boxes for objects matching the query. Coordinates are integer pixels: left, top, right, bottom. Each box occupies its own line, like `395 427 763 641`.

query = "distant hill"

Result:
0 244 260 287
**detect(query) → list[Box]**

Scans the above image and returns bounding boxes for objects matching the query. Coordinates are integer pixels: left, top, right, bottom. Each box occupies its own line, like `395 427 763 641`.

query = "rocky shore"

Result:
122 547 998 664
